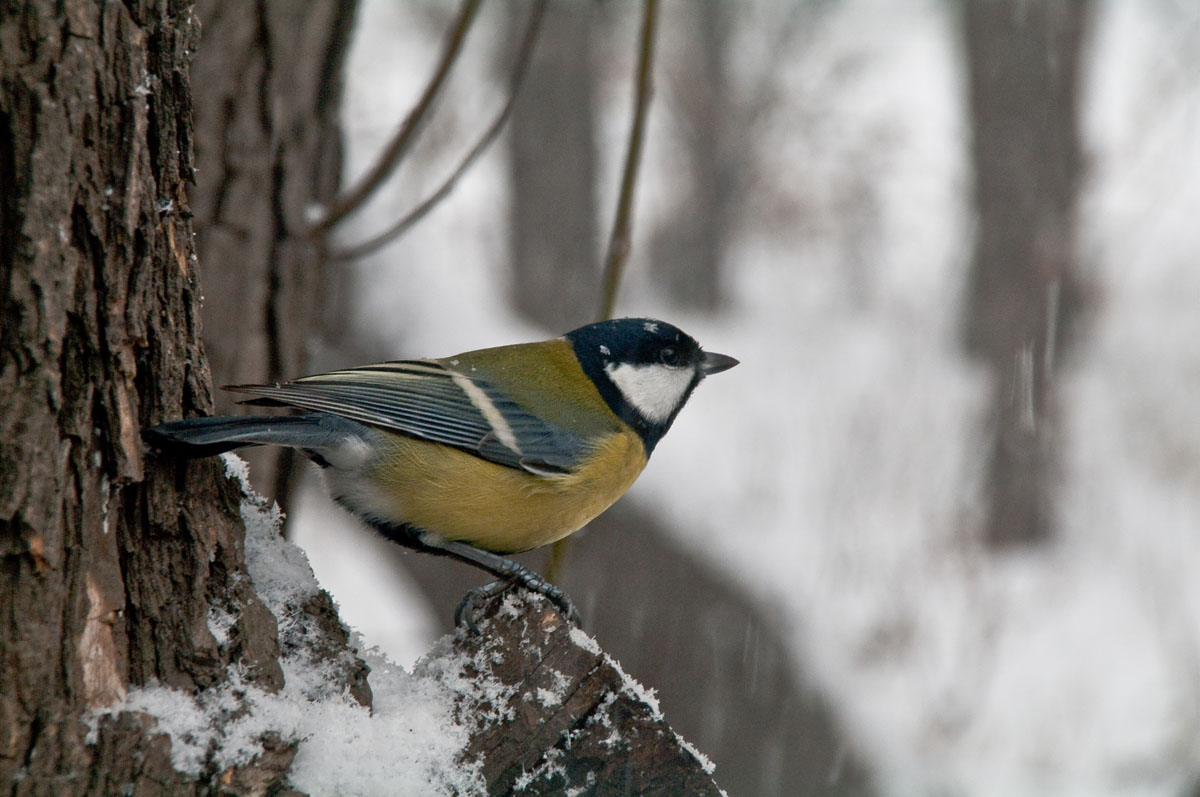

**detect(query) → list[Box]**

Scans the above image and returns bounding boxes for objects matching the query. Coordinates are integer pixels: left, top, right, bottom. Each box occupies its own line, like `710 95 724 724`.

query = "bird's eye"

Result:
659 346 680 366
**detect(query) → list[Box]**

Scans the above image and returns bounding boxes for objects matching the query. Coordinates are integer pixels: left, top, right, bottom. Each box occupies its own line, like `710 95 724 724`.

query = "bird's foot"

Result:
454 571 581 634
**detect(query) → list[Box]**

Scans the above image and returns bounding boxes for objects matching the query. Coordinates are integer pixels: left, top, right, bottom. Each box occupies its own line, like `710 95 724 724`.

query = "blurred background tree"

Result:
506 1 600 329
190 0 359 510
650 0 735 312
960 0 1092 547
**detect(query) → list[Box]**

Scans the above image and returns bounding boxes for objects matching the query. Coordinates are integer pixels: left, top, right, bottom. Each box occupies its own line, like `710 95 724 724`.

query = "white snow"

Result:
205 605 235 648
677 733 717 776
289 470 437 668
93 459 486 796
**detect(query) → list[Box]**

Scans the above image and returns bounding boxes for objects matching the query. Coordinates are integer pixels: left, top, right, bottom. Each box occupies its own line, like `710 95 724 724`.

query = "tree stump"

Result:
422 592 726 796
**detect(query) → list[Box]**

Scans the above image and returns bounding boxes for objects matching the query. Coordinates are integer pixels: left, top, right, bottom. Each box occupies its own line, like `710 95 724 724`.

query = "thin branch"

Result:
309 0 484 235
596 0 660 322
329 0 548 263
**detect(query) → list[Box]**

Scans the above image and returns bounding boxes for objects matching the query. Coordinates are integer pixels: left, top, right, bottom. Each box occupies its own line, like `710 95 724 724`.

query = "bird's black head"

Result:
565 318 738 453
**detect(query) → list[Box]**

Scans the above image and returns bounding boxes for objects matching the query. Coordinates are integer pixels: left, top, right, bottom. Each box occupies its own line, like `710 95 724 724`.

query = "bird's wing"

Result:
226 360 588 475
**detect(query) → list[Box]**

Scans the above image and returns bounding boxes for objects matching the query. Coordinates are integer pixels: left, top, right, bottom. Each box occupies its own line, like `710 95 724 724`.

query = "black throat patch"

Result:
565 319 702 455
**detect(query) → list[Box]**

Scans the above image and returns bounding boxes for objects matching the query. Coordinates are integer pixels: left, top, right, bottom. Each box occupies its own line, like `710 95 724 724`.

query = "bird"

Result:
146 317 738 630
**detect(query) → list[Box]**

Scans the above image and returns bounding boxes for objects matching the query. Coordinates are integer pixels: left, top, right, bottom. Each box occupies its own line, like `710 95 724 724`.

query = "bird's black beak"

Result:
700 350 739 376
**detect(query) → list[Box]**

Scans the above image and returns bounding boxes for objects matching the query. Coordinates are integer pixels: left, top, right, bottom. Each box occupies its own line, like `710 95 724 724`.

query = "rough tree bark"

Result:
0 2 362 791
442 594 726 796
189 0 358 510
961 0 1091 547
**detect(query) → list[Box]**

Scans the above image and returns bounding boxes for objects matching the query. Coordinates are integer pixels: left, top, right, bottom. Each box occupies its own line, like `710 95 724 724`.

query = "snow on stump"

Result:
420 591 725 796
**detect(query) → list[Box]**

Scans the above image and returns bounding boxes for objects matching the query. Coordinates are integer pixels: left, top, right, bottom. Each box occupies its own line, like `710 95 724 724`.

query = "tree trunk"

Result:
651 1 733 311
189 0 358 510
507 0 601 331
0 2 352 791
961 0 1091 547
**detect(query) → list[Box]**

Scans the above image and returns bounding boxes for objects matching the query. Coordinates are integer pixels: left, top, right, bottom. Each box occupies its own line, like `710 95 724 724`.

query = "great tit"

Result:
147 317 737 629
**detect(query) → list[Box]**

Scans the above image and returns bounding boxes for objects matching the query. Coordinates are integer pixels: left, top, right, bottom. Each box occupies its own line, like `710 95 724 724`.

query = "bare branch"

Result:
309 0 483 235
597 0 660 322
329 0 548 263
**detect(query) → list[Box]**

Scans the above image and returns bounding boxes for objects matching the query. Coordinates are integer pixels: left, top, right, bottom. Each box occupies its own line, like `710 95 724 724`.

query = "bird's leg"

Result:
412 531 581 633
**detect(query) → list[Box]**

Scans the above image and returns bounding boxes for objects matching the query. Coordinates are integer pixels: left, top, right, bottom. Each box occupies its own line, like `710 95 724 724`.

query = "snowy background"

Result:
281 1 1200 794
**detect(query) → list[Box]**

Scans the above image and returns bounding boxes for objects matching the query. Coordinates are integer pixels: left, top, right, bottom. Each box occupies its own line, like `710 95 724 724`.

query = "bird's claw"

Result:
454 575 581 634
454 579 514 634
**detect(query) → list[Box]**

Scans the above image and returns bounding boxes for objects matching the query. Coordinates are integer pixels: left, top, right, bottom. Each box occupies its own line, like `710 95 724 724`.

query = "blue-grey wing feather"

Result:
226 361 587 474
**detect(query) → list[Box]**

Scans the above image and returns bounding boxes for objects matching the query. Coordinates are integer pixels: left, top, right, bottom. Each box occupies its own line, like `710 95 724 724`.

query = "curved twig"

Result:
310 0 484 235
329 0 548 262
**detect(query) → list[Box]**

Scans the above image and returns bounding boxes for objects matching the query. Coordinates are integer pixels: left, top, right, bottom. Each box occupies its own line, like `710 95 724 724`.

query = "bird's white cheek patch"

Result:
604 363 694 424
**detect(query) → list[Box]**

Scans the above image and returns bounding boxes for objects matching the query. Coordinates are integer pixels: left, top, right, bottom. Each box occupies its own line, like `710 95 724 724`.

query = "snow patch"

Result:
91 465 484 795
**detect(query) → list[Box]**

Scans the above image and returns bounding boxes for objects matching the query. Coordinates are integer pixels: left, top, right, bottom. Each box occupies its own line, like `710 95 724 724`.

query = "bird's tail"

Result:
144 413 332 458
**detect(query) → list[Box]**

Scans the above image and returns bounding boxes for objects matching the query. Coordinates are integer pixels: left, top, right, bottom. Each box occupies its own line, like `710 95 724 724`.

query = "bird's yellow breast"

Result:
367 429 648 553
